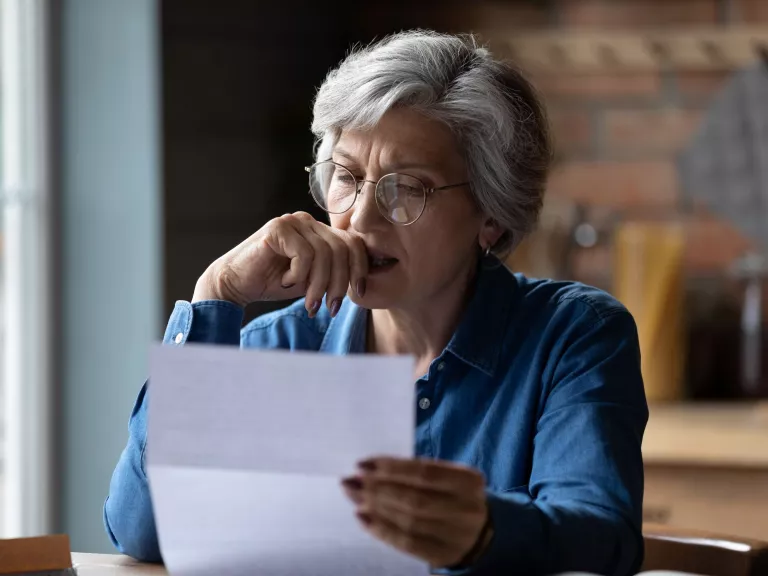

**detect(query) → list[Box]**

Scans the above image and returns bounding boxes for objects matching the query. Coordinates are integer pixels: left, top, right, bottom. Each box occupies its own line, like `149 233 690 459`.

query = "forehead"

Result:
334 107 463 168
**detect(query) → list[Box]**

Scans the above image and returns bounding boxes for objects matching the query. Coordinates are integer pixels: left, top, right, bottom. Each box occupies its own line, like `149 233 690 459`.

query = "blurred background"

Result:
1 0 767 556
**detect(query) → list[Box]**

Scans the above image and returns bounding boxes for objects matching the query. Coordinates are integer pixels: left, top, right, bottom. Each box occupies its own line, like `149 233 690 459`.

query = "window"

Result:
0 0 54 537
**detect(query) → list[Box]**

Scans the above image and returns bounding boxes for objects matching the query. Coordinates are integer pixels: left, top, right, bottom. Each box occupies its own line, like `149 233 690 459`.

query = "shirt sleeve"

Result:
103 299 244 561
441 309 648 576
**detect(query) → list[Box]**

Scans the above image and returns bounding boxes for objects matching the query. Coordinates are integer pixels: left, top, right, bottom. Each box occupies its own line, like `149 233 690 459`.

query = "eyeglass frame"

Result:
304 159 470 226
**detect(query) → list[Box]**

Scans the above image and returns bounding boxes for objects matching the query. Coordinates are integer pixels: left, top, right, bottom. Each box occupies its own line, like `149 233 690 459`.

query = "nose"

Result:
350 180 386 233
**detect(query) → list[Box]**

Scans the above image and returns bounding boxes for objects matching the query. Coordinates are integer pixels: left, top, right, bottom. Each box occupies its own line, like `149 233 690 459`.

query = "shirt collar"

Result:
319 297 368 355
444 260 517 377
319 259 517 376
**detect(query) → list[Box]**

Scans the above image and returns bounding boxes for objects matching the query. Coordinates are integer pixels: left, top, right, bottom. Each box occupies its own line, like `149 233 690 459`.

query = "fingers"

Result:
268 212 366 317
341 458 491 568
356 510 462 567
351 477 483 523
262 218 313 290
213 210 367 307
333 229 369 299
311 219 369 306
358 457 486 496
363 499 475 554
266 213 332 316
310 225 351 316
300 230 332 316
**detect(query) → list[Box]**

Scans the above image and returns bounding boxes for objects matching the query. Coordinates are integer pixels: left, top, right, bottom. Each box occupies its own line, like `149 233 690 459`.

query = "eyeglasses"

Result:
305 160 469 226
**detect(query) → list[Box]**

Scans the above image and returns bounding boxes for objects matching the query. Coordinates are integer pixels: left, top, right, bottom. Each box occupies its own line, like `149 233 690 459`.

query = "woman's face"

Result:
329 107 492 310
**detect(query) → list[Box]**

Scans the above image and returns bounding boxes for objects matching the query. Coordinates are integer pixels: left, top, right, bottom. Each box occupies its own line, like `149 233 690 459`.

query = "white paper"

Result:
147 343 427 576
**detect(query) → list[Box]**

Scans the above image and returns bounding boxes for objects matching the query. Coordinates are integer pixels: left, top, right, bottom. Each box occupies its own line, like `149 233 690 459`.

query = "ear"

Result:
478 218 505 251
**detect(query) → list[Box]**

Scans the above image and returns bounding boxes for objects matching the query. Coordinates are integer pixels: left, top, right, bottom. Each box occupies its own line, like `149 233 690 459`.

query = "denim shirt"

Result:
104 263 648 575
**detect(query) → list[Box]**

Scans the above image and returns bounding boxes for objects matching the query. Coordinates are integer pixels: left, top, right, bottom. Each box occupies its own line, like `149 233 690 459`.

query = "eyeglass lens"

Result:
308 161 426 225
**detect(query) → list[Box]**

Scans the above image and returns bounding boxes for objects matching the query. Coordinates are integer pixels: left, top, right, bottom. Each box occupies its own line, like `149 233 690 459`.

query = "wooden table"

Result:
72 553 166 575
70 553 695 575
642 402 768 541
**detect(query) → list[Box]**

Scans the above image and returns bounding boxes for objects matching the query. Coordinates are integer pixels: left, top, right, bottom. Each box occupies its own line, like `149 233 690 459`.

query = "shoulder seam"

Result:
557 292 628 324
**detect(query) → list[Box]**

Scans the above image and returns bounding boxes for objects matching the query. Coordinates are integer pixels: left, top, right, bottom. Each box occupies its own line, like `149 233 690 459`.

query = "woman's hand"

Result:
192 212 368 316
342 457 492 568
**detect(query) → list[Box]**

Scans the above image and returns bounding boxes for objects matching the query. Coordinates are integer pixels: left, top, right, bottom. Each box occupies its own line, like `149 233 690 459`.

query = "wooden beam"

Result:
482 27 768 72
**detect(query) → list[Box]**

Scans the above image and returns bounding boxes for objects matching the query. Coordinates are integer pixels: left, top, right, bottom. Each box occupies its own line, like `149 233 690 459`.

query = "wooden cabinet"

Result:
643 403 768 541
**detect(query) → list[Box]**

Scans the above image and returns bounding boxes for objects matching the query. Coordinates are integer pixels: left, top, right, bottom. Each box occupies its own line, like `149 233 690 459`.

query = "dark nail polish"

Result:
342 478 365 504
341 477 363 491
356 278 367 298
308 300 321 316
330 298 343 318
345 491 364 505
281 283 296 289
357 459 377 473
356 511 373 526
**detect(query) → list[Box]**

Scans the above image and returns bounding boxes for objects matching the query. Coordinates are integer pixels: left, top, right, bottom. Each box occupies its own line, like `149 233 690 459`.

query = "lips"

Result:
366 246 399 270
369 256 398 267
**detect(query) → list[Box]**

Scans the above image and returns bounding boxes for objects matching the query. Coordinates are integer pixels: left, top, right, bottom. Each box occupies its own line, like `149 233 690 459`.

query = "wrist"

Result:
466 520 494 565
192 267 244 306
449 507 494 569
192 270 217 303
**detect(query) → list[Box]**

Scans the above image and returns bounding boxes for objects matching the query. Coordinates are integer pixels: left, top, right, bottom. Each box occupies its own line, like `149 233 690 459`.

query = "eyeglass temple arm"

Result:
430 181 470 192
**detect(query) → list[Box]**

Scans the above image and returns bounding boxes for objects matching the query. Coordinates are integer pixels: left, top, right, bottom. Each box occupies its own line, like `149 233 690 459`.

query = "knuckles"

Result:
405 491 429 512
292 211 314 222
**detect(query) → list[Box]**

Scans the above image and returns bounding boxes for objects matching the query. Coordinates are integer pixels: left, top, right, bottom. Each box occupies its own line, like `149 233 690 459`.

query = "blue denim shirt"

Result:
104 263 648 575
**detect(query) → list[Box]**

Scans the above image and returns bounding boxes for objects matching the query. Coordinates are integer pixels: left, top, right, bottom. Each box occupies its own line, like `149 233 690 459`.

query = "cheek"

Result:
400 220 477 272
419 203 481 253
328 213 348 230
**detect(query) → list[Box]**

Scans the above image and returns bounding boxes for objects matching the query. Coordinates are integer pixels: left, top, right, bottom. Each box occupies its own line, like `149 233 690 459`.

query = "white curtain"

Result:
1 0 54 537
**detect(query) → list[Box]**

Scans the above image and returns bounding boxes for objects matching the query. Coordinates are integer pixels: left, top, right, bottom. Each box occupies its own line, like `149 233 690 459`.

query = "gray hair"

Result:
311 30 552 254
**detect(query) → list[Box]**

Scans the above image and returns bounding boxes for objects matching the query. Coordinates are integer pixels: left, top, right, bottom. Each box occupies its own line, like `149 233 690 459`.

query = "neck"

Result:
368 260 478 376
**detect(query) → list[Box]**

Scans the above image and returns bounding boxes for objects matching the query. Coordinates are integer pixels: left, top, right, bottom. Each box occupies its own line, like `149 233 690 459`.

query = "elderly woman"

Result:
105 31 647 575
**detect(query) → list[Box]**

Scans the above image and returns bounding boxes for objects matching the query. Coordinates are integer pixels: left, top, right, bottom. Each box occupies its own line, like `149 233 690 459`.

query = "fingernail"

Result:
308 300 321 317
341 476 363 491
341 477 365 504
344 489 364 505
357 459 377 473
356 278 367 298
330 298 343 318
356 511 373 526
281 283 296 289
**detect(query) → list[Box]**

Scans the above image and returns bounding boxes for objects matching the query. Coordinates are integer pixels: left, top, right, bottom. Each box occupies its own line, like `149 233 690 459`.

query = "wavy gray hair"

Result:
311 30 552 255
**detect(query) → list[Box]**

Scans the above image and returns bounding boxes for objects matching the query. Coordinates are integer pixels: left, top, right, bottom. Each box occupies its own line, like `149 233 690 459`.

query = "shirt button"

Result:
418 397 431 410
437 361 446 371
174 332 184 344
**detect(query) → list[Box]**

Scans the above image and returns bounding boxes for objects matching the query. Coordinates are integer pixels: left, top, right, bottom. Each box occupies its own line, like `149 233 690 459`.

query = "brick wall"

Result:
360 0 768 396
452 0 768 396
418 0 766 289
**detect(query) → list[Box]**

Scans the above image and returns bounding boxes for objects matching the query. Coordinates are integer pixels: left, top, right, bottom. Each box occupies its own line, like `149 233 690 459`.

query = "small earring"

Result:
484 245 491 257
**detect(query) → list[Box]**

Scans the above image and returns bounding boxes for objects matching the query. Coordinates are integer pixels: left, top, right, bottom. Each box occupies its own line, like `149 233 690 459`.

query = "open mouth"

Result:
367 249 399 274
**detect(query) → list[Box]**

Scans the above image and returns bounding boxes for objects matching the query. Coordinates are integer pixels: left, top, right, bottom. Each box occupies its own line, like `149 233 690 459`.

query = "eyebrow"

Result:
331 149 359 165
331 148 442 174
